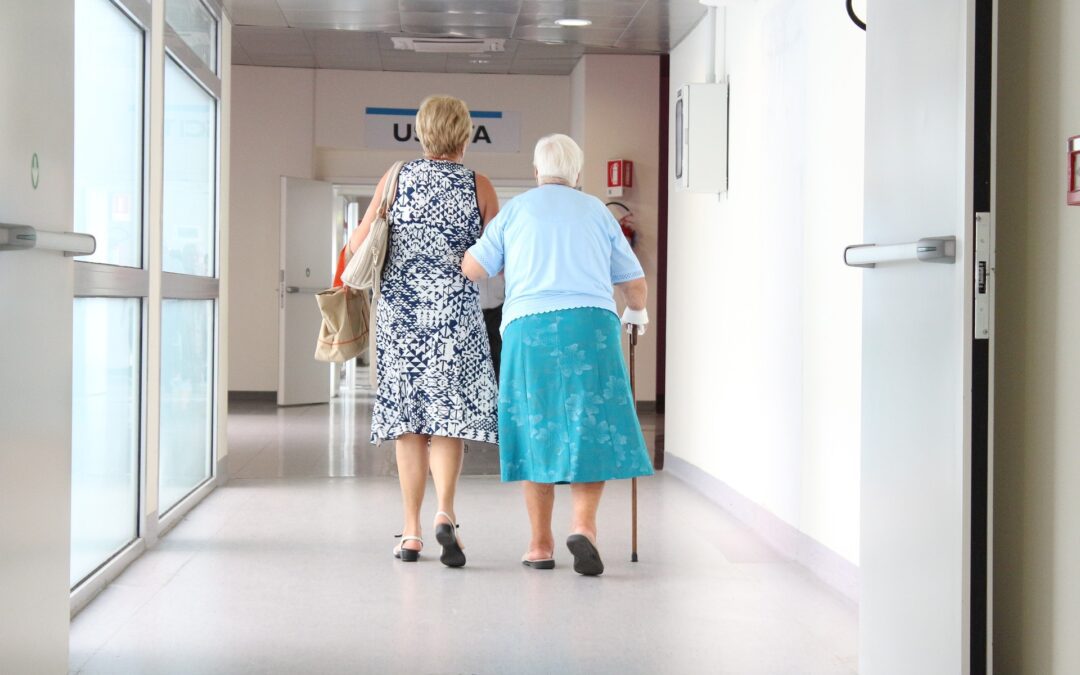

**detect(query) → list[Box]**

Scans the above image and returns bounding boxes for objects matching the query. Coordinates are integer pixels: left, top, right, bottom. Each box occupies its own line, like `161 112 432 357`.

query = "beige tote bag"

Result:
313 286 369 363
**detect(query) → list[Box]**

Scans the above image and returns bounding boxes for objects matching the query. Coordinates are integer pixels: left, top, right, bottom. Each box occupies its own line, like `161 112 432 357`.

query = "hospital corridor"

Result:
2 1 1079 674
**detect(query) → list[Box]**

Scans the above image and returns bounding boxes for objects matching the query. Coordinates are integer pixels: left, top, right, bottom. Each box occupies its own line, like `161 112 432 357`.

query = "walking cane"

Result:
629 325 639 563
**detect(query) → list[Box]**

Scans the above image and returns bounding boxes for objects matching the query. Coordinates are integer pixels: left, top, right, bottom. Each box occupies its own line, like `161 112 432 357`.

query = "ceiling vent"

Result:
391 37 506 54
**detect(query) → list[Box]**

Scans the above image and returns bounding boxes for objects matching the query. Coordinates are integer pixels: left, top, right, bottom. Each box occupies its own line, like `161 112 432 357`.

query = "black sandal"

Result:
566 533 604 576
434 511 466 568
393 534 423 562
521 552 556 570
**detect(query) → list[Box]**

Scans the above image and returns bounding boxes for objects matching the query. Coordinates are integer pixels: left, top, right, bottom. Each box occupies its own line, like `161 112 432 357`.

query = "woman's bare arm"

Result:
475 173 500 226
346 170 390 255
462 252 489 282
615 277 648 311
461 173 500 281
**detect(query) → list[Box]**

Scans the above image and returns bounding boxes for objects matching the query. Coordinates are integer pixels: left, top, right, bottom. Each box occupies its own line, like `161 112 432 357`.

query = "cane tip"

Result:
631 553 639 563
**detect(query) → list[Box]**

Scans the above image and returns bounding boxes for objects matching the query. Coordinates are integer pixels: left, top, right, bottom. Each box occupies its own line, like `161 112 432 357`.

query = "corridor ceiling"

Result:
226 0 707 75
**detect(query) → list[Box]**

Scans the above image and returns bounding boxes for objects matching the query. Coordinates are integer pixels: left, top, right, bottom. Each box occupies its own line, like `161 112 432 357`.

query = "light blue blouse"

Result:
467 184 645 333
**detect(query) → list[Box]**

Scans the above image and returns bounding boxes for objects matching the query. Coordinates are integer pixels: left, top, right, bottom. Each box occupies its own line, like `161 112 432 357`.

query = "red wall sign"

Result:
607 160 633 188
607 159 633 196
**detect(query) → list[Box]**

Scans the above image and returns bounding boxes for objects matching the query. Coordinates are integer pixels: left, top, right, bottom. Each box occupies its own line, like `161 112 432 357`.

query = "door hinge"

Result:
974 212 992 340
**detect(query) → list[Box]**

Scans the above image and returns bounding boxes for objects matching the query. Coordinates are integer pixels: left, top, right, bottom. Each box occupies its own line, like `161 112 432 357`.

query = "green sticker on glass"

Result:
31 153 39 189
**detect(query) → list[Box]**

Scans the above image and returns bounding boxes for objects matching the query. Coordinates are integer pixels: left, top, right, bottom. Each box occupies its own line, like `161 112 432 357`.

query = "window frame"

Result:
69 0 227 599
164 0 222 77
70 0 153 594
157 0 223 522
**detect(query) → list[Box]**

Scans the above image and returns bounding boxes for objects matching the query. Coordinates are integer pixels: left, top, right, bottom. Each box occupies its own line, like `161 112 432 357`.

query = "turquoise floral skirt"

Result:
498 307 655 484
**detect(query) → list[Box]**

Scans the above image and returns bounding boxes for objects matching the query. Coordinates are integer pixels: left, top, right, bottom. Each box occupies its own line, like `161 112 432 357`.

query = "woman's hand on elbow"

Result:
462 252 489 281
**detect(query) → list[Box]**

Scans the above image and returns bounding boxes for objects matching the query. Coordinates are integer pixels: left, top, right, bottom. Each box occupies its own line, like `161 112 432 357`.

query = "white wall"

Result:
994 0 1080 671
569 58 586 147
666 4 864 563
573 55 661 401
229 67 315 392
0 0 74 670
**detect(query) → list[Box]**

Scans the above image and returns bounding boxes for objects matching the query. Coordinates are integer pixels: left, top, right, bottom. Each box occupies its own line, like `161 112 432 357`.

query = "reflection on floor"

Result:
69 389 858 674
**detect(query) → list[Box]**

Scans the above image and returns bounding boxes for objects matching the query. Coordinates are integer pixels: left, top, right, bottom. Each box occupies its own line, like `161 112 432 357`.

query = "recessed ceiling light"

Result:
554 18 593 27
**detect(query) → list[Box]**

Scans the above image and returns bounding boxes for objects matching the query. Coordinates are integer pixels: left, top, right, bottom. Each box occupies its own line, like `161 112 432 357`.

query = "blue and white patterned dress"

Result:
370 159 499 444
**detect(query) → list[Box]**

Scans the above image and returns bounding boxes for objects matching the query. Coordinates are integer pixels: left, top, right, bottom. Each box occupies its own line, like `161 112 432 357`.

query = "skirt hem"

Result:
500 468 655 484
371 426 498 446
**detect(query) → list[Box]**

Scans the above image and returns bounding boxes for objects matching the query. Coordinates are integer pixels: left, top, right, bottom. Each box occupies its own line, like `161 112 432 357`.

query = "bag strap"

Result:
378 161 406 219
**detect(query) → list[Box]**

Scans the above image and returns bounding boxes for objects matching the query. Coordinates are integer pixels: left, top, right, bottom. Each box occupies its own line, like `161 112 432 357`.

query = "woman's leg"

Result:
567 482 607 575
524 482 555 558
570 481 605 541
396 433 430 550
429 435 465 529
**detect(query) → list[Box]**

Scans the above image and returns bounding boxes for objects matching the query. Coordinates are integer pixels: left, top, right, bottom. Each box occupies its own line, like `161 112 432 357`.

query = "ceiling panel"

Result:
306 29 383 69
515 14 636 31
280 9 403 30
513 25 625 47
399 25 515 39
231 38 256 65
226 0 709 75
399 0 524 11
234 25 312 52
401 10 518 27
274 0 401 10
519 0 645 19
513 40 585 59
379 51 449 72
228 0 289 27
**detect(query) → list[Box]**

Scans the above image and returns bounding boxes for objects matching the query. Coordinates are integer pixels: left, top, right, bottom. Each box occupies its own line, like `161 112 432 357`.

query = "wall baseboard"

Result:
665 453 859 603
228 390 276 402
216 455 229 487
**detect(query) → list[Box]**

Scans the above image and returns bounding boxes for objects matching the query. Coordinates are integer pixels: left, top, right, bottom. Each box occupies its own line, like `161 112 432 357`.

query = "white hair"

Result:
533 133 584 185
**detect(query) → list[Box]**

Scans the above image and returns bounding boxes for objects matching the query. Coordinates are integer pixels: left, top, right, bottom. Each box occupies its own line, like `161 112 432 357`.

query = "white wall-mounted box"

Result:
674 82 729 193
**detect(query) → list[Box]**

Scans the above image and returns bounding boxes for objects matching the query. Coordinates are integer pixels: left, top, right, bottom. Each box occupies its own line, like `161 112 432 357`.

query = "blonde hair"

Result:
415 95 473 158
533 134 583 185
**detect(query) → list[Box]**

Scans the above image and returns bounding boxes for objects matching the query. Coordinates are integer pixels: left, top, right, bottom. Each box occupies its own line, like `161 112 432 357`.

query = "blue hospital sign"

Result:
364 107 522 153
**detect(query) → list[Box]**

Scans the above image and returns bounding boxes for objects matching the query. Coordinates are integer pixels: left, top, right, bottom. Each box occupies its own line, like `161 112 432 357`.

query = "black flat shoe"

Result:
566 533 604 576
394 534 423 562
435 511 466 568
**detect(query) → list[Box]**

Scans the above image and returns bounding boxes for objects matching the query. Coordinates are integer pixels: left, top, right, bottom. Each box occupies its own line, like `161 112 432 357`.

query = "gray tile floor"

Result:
70 389 858 675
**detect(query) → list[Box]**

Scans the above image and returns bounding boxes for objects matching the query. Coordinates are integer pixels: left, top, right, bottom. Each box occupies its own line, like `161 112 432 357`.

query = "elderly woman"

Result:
462 134 653 576
348 95 500 567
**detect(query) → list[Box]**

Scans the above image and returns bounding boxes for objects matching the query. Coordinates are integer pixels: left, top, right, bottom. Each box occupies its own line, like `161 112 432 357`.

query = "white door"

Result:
0 0 76 670
279 177 334 406
858 0 993 673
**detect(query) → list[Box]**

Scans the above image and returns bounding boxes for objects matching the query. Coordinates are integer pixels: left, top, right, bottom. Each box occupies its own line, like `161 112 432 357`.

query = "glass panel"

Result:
159 299 214 513
163 58 216 277
74 0 144 267
166 0 217 71
71 298 141 587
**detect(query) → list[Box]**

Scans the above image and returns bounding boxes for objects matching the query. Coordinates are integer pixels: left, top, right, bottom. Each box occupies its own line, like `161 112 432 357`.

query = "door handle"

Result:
285 286 323 294
844 236 956 268
0 223 96 257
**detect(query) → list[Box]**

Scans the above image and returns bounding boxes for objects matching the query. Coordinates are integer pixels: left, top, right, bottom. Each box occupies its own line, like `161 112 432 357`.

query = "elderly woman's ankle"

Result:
569 524 598 540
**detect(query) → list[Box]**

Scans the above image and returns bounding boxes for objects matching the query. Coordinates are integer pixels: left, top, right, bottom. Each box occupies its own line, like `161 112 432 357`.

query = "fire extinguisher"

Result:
606 201 638 249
